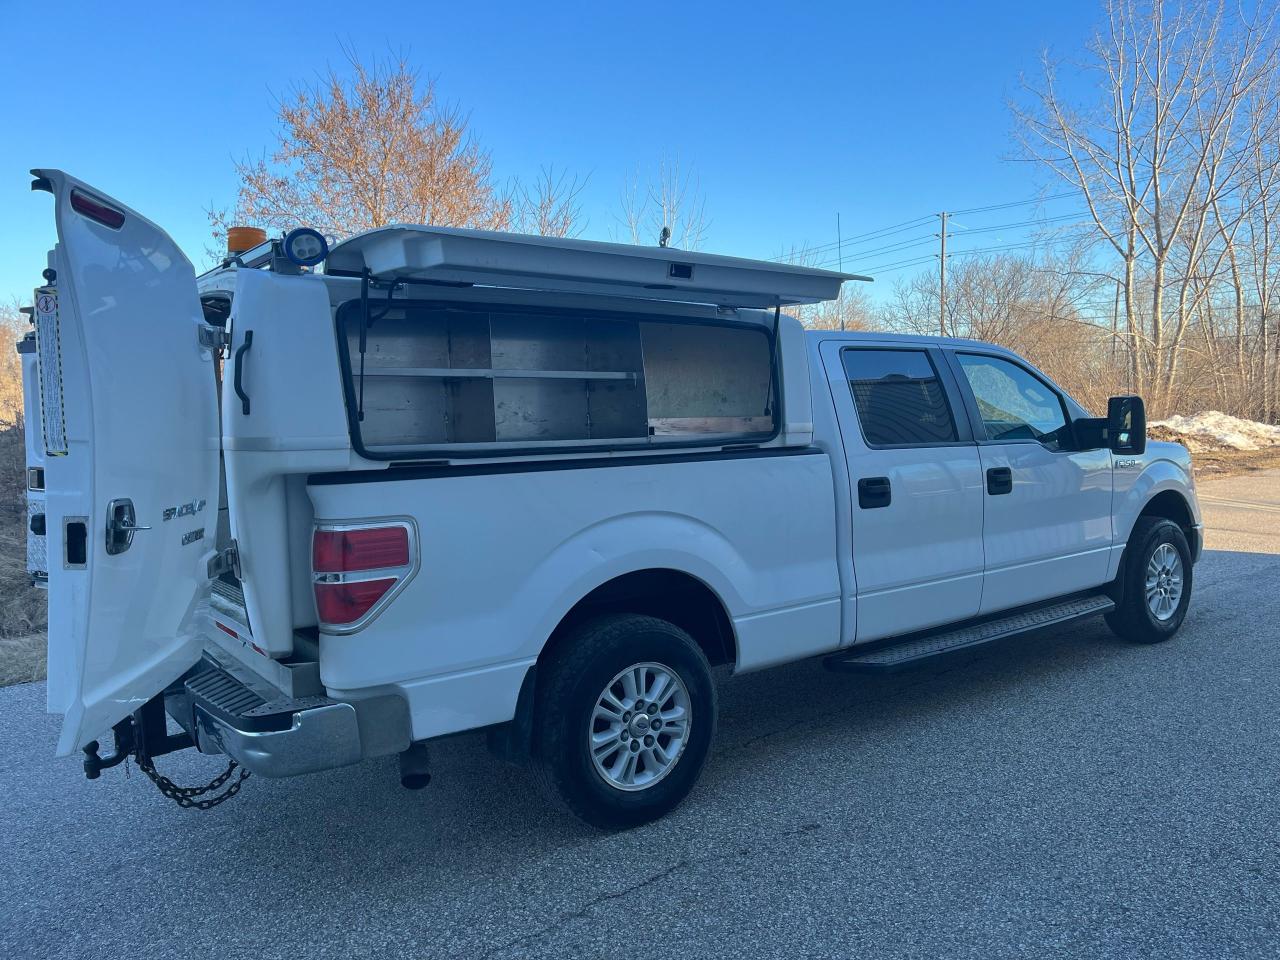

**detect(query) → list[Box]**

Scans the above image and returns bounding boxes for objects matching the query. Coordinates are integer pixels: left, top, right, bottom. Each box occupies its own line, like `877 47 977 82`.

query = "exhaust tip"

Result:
400 771 432 790
398 742 432 791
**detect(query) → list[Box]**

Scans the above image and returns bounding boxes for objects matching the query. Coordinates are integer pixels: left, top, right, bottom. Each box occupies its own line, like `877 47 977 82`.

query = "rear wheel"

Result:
1105 517 1193 644
533 614 715 830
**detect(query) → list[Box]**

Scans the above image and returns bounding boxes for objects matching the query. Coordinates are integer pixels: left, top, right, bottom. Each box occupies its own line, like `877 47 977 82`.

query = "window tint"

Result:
841 349 958 446
957 354 1069 449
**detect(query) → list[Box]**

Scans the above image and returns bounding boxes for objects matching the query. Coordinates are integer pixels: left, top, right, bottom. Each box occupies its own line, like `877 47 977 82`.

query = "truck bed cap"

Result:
325 225 863 307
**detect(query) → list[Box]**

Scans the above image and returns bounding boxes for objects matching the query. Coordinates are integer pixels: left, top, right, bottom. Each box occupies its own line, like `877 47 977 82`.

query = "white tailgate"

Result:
32 169 219 755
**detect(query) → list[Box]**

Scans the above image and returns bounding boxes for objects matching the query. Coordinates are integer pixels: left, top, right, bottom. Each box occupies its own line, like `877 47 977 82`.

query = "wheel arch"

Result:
489 568 736 764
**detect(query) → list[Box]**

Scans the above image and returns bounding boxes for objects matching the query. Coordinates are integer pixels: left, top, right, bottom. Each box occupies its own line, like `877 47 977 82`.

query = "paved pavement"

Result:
2 471 1279 959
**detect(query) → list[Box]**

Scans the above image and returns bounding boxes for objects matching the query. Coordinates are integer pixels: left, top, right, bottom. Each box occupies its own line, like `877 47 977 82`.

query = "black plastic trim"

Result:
310 444 825 486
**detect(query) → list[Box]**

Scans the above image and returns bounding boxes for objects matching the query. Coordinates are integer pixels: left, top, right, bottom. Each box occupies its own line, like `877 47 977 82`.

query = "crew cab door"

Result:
821 342 985 642
945 350 1113 614
30 170 218 755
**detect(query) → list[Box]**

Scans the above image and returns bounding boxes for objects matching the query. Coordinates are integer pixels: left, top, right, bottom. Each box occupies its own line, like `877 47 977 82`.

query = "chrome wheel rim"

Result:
589 662 691 792
1145 543 1184 621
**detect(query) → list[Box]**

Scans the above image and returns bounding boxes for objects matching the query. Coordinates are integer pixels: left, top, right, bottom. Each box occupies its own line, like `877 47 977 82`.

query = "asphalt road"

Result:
3 471 1279 960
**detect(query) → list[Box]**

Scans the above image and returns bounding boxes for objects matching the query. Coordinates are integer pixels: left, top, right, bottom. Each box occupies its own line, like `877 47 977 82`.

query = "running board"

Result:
824 593 1115 673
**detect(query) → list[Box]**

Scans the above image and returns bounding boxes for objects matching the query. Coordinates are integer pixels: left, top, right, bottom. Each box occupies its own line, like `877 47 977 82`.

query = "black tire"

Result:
1105 516 1193 644
532 614 716 830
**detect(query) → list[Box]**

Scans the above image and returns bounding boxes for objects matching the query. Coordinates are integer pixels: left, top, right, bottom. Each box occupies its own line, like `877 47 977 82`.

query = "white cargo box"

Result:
325 225 859 307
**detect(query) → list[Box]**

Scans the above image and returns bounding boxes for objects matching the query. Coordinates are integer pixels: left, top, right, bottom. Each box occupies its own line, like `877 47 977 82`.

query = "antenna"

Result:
837 212 844 332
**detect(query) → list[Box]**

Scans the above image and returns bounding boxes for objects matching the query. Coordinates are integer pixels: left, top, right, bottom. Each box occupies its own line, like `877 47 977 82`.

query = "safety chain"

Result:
136 755 250 810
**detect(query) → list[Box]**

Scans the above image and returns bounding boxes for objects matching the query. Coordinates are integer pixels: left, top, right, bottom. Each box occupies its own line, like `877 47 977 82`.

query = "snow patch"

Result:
1151 411 1280 451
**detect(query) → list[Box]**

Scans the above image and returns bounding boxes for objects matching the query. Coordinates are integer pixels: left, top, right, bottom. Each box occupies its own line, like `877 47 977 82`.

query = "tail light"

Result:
312 521 417 632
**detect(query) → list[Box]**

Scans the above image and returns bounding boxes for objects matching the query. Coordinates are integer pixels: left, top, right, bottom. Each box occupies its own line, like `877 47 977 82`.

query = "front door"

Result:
822 343 985 642
948 351 1113 614
30 170 220 756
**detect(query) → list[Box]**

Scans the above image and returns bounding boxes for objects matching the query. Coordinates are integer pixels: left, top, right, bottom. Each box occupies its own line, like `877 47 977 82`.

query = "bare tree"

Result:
616 156 709 250
210 52 512 245
775 243 875 330
0 301 27 428
1013 0 1280 415
880 253 1125 412
514 166 588 238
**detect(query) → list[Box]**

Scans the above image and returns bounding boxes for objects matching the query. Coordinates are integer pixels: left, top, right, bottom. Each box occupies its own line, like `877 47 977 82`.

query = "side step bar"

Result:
825 593 1115 673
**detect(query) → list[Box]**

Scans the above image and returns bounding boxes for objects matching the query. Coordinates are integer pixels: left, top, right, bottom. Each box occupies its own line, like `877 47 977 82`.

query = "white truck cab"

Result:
21 171 1202 828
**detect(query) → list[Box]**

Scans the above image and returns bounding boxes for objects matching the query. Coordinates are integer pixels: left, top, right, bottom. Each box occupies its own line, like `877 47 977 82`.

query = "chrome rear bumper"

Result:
194 700 364 778
166 654 410 779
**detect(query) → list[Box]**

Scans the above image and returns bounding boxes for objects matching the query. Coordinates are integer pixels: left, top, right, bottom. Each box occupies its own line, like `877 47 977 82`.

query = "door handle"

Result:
233 329 253 415
986 467 1013 495
857 476 892 509
106 498 150 556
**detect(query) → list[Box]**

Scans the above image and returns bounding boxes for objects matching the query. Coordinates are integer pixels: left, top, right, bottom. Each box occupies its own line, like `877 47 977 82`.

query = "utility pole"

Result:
836 212 845 332
937 211 948 337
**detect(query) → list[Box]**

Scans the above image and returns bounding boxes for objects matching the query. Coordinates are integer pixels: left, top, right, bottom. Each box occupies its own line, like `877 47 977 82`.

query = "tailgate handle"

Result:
233 329 253 415
106 498 151 556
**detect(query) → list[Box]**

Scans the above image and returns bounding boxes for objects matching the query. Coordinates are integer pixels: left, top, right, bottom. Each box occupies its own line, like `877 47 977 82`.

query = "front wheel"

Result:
533 614 716 830
1105 517 1193 644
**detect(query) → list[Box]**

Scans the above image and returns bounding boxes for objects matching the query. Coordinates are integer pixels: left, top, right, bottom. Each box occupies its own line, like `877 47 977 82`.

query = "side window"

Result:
956 354 1069 450
841 349 958 446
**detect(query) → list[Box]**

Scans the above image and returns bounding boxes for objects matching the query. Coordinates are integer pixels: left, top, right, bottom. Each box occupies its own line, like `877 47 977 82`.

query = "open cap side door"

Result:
31 169 219 756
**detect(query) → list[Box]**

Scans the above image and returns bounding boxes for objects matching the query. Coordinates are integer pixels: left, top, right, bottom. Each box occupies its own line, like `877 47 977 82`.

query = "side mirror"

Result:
1107 395 1146 455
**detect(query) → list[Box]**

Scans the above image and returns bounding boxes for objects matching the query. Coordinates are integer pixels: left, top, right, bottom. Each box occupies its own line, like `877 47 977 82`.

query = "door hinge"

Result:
207 541 240 580
198 324 231 353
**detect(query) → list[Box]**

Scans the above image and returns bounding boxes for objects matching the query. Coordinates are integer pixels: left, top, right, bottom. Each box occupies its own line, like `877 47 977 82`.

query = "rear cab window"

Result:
841 348 959 447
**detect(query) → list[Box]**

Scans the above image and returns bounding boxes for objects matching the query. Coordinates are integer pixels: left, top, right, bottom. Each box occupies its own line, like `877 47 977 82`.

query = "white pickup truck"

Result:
22 171 1202 828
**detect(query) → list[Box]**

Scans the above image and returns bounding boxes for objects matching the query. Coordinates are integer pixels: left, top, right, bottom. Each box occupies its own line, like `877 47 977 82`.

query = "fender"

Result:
512 511 755 663
1108 440 1201 580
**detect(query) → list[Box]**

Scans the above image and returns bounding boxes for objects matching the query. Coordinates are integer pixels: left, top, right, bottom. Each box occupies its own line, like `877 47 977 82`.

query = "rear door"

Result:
30 169 219 755
821 342 986 642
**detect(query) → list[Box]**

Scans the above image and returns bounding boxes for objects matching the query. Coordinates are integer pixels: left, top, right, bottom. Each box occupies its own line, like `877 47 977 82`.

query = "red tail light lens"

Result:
70 189 126 229
312 523 416 630
314 578 398 625
313 526 409 572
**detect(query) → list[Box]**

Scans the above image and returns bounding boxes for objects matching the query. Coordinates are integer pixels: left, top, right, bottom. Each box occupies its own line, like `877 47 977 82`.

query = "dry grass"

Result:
0 634 46 686
0 424 47 686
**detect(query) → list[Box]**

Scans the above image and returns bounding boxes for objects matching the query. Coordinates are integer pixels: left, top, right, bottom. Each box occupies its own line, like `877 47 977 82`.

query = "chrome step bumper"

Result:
167 656 408 778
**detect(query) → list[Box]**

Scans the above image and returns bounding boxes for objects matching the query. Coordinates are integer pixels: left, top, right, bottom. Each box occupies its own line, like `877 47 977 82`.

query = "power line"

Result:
848 234 1083 277
775 192 1078 265
950 192 1076 216
947 212 1084 236
802 214 1088 271
777 215 935 262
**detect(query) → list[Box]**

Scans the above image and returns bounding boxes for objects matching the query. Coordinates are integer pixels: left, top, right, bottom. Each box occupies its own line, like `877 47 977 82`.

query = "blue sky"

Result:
0 0 1098 306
